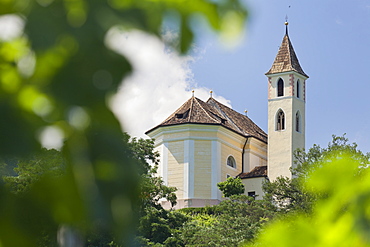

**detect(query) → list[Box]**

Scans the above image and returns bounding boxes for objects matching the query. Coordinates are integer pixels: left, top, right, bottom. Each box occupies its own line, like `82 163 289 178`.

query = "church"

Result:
145 23 309 209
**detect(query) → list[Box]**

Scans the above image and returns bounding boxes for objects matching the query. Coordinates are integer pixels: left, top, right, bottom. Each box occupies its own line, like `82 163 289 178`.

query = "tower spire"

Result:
265 21 308 78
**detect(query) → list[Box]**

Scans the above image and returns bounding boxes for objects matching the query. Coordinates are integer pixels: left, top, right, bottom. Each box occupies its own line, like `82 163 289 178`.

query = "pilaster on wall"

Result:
243 151 250 173
161 142 168 185
268 77 272 99
183 139 194 198
289 74 295 96
211 140 222 200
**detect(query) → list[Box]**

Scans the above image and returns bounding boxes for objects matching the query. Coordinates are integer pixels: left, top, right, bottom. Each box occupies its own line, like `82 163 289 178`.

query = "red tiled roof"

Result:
146 96 267 143
238 165 267 179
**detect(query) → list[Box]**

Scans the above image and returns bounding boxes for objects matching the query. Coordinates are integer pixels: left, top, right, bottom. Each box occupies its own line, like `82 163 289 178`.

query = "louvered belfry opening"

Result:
277 78 284 97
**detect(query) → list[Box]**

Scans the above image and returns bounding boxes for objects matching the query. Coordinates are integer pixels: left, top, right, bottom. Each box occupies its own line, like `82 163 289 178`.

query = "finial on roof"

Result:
244 109 248 116
285 15 289 35
210 90 213 98
191 90 194 97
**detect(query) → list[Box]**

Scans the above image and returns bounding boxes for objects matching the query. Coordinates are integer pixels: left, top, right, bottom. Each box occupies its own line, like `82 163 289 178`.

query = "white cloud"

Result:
107 29 231 138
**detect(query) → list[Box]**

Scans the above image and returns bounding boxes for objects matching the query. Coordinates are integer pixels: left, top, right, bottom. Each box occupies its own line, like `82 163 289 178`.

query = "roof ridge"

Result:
208 98 243 133
159 97 191 124
287 36 302 73
188 96 195 122
206 97 267 141
194 97 220 123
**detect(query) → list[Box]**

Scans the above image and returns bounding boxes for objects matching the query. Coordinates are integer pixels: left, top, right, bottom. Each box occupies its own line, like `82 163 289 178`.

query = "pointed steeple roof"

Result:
266 24 309 78
146 96 267 143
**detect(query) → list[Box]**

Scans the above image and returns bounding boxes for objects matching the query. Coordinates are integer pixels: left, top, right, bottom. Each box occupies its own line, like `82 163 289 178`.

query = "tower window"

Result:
277 78 284 97
276 110 285 131
297 79 300 98
296 111 300 132
227 156 236 168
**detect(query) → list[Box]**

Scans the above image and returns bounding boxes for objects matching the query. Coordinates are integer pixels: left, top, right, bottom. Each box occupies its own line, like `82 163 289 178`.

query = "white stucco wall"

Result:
267 72 307 181
242 177 266 200
147 123 268 208
243 138 267 173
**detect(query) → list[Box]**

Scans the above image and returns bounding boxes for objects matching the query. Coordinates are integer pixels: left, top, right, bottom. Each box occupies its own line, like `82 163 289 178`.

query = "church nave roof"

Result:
146 96 267 143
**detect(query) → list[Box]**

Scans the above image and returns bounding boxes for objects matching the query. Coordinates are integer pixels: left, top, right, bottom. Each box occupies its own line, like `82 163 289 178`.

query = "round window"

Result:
227 156 236 168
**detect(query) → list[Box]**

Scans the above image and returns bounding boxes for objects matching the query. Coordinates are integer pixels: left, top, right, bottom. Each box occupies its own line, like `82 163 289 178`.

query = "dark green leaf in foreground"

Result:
0 0 248 245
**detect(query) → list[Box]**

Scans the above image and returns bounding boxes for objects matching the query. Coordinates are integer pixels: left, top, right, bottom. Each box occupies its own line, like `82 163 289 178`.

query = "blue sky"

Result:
2 1 367 152
187 0 370 152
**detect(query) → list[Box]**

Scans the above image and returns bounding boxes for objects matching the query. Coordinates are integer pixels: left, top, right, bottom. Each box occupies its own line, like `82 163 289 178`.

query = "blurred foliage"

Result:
0 134 179 246
0 0 247 246
217 176 245 198
1 148 65 193
246 154 370 247
262 134 370 214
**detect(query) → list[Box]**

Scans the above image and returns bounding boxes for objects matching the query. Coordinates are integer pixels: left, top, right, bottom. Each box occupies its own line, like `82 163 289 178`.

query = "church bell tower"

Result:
266 22 309 181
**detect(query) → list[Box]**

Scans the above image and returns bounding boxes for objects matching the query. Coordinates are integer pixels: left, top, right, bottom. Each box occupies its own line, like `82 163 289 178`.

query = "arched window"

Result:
276 110 285 131
277 78 284 97
227 156 236 168
296 79 300 98
296 111 301 132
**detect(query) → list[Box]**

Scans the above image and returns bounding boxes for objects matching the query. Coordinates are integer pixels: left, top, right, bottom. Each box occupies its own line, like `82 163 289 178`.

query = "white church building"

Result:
146 23 309 209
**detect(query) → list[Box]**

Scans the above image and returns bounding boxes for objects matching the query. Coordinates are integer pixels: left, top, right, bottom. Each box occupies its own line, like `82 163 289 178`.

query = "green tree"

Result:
128 135 185 246
126 134 177 211
217 177 245 197
262 176 314 214
0 0 248 246
137 207 188 246
246 154 370 247
293 134 370 178
1 148 65 194
262 134 370 214
180 195 274 247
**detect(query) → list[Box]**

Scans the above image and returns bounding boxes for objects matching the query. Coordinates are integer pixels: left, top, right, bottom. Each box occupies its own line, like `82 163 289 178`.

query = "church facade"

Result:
145 23 308 209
